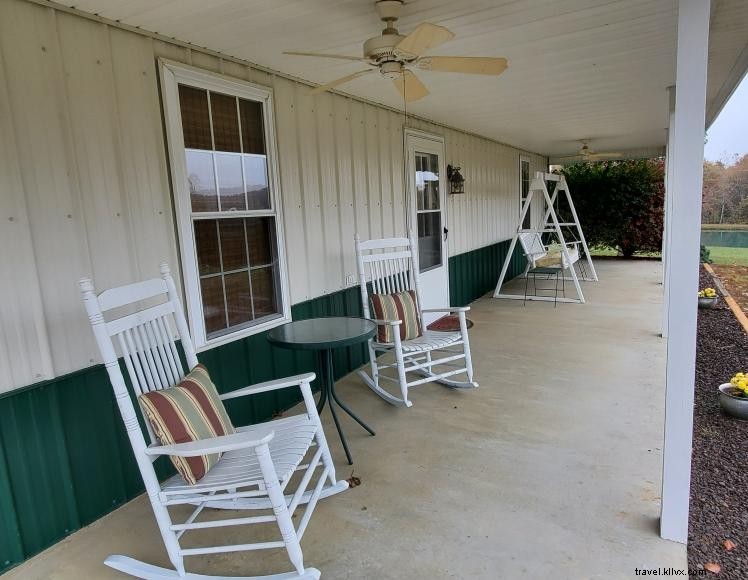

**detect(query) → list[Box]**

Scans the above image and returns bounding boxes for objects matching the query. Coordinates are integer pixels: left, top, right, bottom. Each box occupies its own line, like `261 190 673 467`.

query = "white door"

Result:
406 131 449 326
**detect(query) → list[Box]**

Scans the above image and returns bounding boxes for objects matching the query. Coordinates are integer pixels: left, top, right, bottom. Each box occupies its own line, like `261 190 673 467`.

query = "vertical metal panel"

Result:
0 0 93 386
273 76 309 303
0 23 54 388
0 0 546 394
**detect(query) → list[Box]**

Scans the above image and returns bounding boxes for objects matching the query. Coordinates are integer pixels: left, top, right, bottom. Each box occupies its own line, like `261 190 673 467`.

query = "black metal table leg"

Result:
315 370 328 414
316 349 375 465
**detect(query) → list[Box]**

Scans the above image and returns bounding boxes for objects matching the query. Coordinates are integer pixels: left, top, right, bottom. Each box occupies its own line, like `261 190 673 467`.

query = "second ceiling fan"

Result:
284 0 508 102
556 140 623 161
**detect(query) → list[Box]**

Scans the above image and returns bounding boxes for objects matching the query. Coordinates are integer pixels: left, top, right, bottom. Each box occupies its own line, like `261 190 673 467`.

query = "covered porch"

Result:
6 260 685 579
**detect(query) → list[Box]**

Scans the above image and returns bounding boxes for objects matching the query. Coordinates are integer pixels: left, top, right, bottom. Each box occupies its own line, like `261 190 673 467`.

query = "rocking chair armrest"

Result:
219 372 317 402
370 318 402 327
421 306 470 314
144 429 275 457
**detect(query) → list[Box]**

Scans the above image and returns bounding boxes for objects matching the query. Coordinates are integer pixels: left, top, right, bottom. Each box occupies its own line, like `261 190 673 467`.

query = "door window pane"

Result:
216 153 246 211
210 93 241 153
416 153 440 211
179 85 212 150
417 211 442 272
244 156 270 209
186 150 218 212
521 159 531 229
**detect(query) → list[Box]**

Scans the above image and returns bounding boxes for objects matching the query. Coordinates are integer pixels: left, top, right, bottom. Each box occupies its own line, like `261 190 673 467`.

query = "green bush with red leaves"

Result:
560 159 665 257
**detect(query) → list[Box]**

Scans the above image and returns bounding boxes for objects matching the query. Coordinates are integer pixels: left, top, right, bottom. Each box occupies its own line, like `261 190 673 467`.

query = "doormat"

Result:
427 315 474 332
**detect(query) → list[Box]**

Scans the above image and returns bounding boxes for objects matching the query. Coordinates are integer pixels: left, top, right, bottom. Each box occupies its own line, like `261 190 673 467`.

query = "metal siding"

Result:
448 239 526 307
0 0 543 395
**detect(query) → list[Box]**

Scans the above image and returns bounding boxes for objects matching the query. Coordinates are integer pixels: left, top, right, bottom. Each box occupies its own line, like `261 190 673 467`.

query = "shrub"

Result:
700 244 712 264
560 159 665 257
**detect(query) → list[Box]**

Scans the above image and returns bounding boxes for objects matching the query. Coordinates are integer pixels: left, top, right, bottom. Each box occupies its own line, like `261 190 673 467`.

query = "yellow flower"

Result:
729 373 747 391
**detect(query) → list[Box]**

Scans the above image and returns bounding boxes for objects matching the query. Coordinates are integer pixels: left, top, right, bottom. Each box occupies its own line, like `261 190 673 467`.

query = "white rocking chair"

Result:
354 235 478 408
79 264 348 580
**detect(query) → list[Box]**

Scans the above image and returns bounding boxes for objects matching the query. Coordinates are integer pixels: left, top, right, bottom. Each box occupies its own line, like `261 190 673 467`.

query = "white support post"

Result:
660 0 710 544
661 87 677 338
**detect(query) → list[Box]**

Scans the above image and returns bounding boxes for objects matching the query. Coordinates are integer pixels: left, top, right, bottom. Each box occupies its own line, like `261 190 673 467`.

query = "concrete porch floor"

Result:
7 260 686 579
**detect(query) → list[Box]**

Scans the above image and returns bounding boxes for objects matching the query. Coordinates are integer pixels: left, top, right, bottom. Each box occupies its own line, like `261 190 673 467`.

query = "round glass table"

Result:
267 317 377 464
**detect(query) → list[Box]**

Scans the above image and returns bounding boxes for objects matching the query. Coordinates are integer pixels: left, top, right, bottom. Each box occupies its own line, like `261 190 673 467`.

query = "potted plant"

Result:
719 372 748 420
697 287 718 309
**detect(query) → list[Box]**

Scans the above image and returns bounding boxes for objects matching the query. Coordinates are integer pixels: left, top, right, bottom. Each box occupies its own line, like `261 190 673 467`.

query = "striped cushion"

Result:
369 290 423 343
139 364 235 485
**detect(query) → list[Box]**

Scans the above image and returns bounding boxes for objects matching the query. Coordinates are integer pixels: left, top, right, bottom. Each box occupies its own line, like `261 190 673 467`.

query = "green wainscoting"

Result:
0 240 522 574
449 238 525 306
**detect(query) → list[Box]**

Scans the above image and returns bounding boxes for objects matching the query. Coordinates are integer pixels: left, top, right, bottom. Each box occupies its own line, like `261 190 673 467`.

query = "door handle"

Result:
443 227 449 241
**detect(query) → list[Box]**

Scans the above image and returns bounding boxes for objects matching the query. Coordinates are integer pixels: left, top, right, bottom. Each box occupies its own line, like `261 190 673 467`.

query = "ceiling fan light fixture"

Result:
380 61 404 79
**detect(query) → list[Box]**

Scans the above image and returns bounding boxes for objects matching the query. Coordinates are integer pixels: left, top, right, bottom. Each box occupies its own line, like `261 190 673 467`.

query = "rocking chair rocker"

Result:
354 235 478 407
80 264 348 580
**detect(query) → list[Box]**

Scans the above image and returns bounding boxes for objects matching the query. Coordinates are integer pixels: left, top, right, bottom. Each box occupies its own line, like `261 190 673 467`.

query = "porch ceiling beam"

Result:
660 0 711 545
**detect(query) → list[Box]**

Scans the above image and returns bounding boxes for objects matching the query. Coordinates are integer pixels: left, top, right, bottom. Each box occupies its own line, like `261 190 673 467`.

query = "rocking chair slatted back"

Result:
80 264 199 449
115 306 185 396
354 234 424 323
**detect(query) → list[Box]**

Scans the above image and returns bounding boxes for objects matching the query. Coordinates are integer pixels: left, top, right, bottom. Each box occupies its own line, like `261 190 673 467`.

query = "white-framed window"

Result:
159 59 290 350
519 156 531 230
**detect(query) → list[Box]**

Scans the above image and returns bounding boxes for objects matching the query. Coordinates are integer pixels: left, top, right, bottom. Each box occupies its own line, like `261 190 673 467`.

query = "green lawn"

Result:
706 246 748 266
701 223 748 231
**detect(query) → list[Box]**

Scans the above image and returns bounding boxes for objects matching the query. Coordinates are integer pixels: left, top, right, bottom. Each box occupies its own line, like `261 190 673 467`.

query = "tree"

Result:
701 154 748 224
560 159 665 257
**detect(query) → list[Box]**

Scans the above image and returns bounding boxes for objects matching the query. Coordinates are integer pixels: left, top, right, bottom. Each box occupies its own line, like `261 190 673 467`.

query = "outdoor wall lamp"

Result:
447 164 465 194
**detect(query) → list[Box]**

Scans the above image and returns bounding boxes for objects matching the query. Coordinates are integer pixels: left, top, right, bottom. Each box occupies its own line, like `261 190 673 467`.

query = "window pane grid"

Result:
194 216 279 339
177 78 283 343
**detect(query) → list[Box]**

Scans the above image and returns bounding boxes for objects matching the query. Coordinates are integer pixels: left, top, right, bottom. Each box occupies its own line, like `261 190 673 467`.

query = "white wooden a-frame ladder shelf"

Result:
493 172 598 304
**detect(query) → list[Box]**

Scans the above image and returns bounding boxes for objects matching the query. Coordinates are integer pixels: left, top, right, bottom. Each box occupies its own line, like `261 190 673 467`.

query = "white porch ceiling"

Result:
51 0 748 157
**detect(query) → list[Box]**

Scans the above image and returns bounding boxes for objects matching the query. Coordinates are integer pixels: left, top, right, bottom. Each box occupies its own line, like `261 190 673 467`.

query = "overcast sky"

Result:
704 73 748 163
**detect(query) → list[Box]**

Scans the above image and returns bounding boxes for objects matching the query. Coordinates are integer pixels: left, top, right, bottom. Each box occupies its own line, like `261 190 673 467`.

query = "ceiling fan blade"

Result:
308 69 375 95
393 70 429 102
417 56 508 76
284 51 366 62
394 23 455 58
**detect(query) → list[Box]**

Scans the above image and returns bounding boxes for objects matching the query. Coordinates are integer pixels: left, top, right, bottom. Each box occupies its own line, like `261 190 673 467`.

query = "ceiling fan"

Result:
556 140 623 161
283 0 508 102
